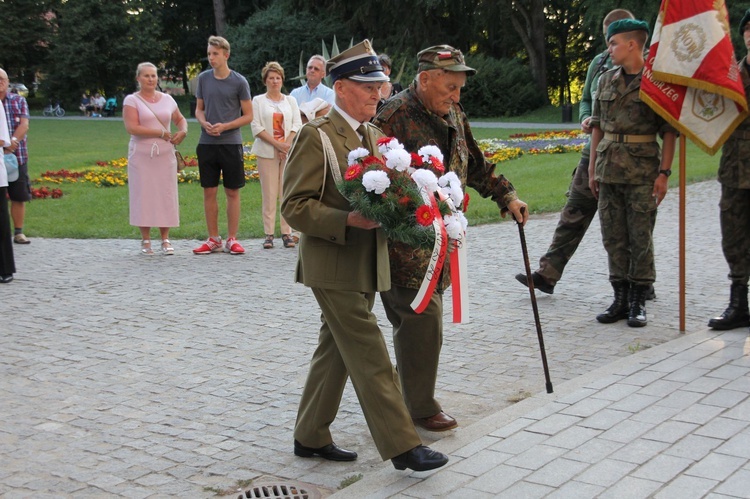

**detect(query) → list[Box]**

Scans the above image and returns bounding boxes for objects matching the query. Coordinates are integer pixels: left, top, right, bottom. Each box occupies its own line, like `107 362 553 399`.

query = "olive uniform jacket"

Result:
719 59 750 190
281 108 390 293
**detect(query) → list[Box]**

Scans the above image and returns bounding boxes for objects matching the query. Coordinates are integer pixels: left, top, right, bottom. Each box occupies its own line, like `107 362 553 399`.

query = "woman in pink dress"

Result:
123 62 188 255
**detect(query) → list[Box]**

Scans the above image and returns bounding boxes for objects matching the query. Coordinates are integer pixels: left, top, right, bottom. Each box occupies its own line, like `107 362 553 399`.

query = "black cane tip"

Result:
546 382 554 394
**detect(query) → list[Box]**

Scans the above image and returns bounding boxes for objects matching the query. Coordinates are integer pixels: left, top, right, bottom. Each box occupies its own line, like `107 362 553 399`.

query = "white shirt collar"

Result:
334 104 366 138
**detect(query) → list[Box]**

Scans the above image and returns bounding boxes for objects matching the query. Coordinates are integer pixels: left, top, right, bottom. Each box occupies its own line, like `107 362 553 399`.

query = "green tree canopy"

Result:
43 0 163 107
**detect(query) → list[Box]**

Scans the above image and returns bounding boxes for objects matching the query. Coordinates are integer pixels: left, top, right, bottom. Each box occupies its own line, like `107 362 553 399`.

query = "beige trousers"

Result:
257 153 291 236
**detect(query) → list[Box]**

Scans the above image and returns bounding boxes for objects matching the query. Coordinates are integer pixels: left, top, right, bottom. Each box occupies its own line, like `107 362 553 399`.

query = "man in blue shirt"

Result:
290 55 335 123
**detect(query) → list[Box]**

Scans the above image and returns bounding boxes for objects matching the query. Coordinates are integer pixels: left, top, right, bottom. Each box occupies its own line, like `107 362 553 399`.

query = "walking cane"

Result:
515 208 553 394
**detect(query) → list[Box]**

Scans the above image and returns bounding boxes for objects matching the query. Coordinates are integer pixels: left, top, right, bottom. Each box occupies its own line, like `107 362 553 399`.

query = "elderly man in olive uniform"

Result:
516 9 640 296
707 9 750 331
281 40 448 472
373 45 528 432
588 19 677 328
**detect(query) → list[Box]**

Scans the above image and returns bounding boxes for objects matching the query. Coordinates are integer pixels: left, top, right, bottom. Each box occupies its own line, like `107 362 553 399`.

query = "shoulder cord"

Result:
317 129 343 201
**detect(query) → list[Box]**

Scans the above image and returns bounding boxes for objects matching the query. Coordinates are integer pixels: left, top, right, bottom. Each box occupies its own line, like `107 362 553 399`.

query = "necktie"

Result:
357 124 371 152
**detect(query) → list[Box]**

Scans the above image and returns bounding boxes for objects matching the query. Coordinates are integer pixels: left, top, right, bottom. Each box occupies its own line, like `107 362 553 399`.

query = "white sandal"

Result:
161 239 174 255
141 240 154 255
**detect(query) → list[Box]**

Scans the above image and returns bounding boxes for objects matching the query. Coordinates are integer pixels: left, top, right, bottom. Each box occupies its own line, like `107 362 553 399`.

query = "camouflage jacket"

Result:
719 59 750 189
373 82 518 289
591 67 676 185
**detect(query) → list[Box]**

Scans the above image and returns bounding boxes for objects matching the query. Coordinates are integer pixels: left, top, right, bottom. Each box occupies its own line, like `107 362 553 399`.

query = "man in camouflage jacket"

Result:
588 19 677 328
707 9 750 331
373 45 528 432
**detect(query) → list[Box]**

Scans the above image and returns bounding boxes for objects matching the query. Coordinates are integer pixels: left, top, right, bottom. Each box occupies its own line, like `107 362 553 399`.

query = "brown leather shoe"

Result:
412 411 458 432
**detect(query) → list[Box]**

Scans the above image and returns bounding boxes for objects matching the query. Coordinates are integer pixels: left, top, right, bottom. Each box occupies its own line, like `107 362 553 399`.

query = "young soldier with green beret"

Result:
588 19 677 328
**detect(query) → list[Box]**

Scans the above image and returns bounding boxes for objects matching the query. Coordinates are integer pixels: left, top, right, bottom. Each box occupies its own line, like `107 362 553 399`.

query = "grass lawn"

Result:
24 117 720 239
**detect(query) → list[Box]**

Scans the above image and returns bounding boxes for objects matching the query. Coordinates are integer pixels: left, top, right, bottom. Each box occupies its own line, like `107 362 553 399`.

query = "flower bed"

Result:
478 130 587 164
33 143 260 195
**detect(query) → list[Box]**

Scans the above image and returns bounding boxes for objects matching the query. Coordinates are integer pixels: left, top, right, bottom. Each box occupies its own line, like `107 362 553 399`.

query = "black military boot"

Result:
708 283 750 330
627 284 649 327
597 281 630 323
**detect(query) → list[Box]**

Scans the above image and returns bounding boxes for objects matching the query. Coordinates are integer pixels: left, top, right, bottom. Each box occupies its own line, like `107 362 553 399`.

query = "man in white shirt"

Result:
290 55 335 123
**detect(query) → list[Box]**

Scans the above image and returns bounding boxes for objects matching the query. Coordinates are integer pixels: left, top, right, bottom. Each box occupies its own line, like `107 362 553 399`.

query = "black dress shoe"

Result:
293 440 357 461
391 445 448 471
0 274 13 283
515 272 554 294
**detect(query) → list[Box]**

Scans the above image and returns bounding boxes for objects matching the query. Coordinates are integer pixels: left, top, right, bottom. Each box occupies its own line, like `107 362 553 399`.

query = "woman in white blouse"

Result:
250 61 302 249
0 102 15 282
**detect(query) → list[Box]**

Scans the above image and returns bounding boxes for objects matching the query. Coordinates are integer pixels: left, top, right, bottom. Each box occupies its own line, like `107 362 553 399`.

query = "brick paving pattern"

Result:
2 179 746 498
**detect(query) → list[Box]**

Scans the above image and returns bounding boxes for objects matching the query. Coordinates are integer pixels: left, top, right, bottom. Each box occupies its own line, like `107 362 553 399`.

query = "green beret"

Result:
606 19 650 41
740 8 750 36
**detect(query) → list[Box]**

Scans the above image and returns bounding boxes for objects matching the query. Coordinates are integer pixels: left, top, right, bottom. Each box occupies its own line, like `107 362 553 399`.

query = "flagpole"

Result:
679 135 686 332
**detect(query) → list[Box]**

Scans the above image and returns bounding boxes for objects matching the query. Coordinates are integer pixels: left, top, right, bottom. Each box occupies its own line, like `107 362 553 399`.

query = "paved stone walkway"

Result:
1 179 745 498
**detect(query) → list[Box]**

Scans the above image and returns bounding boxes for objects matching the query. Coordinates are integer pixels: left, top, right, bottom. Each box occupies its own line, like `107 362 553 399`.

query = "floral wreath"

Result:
337 137 469 250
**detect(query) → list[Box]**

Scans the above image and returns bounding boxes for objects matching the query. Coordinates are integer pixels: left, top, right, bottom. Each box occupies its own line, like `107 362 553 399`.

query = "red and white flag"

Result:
640 0 748 155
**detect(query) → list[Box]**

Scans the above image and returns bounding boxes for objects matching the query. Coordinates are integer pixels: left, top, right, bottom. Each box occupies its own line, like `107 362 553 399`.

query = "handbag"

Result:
135 93 186 173
4 153 19 182
175 150 186 172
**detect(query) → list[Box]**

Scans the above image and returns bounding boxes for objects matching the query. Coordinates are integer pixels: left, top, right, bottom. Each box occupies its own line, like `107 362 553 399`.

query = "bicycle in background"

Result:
43 100 66 117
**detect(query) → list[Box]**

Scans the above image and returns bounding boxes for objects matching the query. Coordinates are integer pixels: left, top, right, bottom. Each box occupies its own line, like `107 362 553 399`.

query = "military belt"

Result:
603 132 657 143
731 129 750 140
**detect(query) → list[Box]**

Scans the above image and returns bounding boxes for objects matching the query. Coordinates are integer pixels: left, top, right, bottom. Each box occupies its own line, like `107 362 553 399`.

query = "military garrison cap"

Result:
606 19 649 41
326 40 389 83
740 8 750 36
417 45 476 75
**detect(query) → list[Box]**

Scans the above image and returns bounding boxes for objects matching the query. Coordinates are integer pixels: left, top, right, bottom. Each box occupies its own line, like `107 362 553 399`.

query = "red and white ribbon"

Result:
410 191 470 323
410 190 448 315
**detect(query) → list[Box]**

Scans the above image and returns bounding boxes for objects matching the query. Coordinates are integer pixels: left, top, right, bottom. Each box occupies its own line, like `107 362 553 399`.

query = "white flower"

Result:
438 171 464 206
457 211 468 231
411 169 439 193
442 183 464 207
348 147 370 166
378 137 404 155
443 214 464 239
384 148 412 171
418 145 444 163
362 170 391 194
438 171 461 188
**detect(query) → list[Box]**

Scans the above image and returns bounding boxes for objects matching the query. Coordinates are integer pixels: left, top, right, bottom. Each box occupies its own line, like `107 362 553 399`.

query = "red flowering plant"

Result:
336 137 467 249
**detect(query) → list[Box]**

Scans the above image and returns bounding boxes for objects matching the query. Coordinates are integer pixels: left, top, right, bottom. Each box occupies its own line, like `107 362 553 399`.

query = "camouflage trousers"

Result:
537 156 599 284
719 184 750 285
598 182 657 284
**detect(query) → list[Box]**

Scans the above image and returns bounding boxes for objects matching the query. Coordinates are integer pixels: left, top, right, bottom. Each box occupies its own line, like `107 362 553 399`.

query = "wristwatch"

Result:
658 169 672 177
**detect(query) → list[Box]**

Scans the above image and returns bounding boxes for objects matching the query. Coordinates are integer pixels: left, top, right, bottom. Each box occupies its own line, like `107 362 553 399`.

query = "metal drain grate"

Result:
237 481 321 499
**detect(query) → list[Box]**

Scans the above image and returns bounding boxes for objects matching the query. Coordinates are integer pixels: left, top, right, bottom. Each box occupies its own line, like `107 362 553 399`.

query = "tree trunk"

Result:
212 0 226 36
510 0 548 103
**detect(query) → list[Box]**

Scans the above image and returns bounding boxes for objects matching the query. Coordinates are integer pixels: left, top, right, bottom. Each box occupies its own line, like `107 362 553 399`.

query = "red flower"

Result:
377 137 394 146
344 165 364 180
462 192 470 212
362 155 385 168
398 196 411 206
415 205 435 226
410 152 423 167
429 157 445 173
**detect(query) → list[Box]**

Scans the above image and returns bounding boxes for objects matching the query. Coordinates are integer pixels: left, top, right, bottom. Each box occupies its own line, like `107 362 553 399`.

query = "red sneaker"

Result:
193 237 223 255
224 237 245 255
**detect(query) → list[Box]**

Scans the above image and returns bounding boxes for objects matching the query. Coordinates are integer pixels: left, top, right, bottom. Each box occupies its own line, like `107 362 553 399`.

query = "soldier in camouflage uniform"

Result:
588 19 677 328
517 9 638 296
373 45 528 432
708 9 750 331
